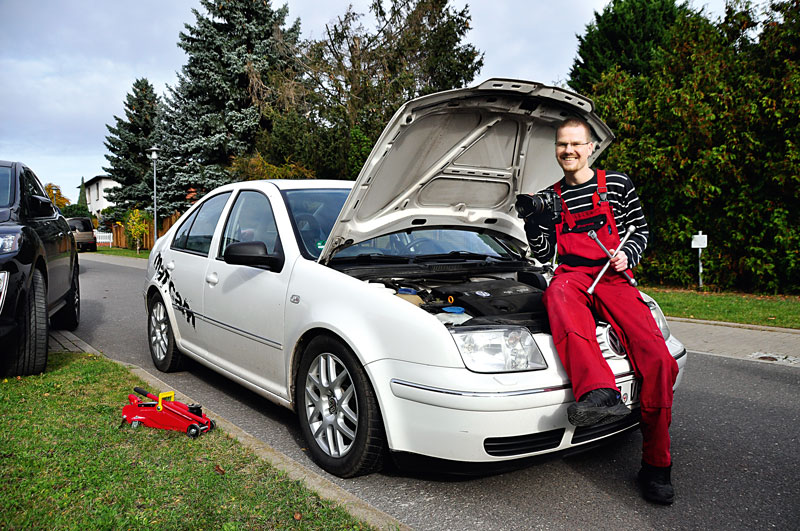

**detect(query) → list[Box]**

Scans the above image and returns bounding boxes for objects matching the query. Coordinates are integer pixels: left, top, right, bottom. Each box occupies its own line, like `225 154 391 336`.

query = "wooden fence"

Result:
111 211 182 250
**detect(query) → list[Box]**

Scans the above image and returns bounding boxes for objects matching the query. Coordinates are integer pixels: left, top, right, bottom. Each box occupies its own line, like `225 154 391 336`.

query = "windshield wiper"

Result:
410 251 510 262
331 253 413 264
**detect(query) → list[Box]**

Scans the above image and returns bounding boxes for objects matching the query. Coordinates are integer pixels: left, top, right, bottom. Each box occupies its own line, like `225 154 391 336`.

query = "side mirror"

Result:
29 195 55 217
223 241 284 271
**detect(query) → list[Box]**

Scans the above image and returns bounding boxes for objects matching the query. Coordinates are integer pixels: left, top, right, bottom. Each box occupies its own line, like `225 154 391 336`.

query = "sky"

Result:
0 0 728 203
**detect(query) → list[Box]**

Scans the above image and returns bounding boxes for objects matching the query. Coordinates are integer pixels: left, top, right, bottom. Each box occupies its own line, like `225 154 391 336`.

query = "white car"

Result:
143 79 686 478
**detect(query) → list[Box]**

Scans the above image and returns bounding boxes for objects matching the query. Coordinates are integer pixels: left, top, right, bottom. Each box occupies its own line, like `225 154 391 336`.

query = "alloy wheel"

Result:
303 352 359 458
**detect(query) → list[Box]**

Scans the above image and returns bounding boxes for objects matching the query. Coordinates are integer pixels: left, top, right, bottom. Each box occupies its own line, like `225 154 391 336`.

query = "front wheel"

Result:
4 269 49 376
147 294 182 372
295 336 386 478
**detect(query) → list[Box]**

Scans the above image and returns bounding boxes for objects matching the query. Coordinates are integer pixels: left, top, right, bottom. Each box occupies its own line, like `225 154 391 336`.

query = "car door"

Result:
201 189 288 397
162 192 231 356
21 167 70 302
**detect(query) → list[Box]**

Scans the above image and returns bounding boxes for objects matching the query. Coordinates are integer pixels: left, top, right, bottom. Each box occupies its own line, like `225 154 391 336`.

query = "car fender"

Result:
284 257 465 379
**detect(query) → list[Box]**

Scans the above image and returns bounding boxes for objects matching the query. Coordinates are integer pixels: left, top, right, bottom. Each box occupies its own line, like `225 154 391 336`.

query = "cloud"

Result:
0 0 731 203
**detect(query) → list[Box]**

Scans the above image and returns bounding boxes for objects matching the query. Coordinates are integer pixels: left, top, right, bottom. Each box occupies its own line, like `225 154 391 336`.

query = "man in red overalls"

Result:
517 118 679 505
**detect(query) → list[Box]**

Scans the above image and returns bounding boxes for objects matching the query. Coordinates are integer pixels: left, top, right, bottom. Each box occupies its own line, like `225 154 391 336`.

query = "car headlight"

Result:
450 326 547 373
646 300 671 340
0 234 21 254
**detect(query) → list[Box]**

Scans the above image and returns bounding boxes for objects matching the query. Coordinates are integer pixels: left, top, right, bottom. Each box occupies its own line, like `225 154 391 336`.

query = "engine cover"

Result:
431 279 545 317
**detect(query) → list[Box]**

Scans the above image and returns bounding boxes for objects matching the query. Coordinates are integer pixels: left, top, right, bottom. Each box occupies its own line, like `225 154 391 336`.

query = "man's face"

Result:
555 125 593 174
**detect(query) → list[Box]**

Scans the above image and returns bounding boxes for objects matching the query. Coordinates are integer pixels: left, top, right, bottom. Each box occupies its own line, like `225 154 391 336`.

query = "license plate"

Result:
618 379 641 406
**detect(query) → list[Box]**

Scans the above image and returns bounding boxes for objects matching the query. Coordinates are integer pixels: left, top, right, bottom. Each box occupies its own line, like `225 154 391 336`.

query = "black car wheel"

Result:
148 293 182 372
295 335 386 478
52 260 80 331
5 269 49 376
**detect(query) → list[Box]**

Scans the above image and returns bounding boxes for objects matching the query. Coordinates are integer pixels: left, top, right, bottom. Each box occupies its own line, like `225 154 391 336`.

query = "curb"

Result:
49 330 410 531
666 316 800 334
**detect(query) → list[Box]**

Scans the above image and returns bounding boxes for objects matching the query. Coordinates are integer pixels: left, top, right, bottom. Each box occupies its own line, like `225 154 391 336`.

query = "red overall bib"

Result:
542 170 679 467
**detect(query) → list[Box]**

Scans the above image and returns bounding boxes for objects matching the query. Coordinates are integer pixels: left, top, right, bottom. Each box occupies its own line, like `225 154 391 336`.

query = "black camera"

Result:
515 190 562 220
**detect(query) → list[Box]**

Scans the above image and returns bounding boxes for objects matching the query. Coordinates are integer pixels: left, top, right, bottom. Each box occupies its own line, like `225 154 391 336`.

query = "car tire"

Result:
147 293 182 372
295 335 386 478
5 269 49 376
52 260 80 331
90 243 97 252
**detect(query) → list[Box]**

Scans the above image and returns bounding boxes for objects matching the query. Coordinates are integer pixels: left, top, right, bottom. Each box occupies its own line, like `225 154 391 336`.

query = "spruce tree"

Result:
77 177 87 208
102 78 160 216
159 0 300 212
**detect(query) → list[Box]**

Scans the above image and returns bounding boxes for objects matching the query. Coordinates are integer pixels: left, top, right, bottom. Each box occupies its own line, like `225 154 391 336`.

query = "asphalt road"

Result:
75 253 800 530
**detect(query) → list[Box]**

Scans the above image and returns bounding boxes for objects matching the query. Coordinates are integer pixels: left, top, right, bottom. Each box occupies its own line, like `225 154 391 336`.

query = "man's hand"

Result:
608 249 628 272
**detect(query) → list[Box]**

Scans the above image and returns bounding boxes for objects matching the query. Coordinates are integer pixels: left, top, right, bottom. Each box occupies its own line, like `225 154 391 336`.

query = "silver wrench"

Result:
587 225 637 294
588 228 638 287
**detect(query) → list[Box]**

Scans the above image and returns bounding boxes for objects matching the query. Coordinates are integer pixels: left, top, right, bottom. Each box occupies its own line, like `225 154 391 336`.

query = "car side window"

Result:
170 192 231 256
220 191 280 257
0 167 12 208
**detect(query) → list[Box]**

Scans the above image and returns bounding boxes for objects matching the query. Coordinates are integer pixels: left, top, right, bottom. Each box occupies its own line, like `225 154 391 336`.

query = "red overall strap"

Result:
554 170 606 230
596 169 607 203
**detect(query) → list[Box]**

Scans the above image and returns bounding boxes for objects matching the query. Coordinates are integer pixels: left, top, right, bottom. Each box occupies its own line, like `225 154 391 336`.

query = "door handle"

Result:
205 272 219 286
166 261 175 271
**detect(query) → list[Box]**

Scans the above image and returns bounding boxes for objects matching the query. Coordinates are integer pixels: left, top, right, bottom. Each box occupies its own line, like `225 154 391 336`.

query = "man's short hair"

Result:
555 117 593 141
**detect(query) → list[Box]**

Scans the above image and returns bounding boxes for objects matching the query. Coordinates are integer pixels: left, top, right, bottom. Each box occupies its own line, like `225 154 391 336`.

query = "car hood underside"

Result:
319 79 613 264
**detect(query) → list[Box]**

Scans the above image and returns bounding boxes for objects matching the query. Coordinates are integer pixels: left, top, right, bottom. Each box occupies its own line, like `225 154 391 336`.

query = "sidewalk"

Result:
667 317 800 367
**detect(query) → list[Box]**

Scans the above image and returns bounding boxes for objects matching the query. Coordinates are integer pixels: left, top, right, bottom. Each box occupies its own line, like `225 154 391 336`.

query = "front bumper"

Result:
367 336 687 463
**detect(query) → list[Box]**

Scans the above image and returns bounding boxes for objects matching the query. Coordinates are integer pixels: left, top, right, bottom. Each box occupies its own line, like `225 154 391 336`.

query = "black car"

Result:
0 160 80 376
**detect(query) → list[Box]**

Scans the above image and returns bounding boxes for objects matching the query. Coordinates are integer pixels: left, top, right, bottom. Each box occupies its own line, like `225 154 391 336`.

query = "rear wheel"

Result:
295 335 386 478
148 294 182 372
5 269 49 376
52 260 80 330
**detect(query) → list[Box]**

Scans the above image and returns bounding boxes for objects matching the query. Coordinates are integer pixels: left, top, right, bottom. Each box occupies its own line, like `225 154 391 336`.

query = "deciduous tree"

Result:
45 183 70 210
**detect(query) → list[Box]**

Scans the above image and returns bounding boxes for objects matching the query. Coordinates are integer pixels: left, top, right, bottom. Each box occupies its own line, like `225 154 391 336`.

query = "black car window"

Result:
171 192 231 256
68 219 93 232
220 191 280 256
171 209 199 251
0 167 11 208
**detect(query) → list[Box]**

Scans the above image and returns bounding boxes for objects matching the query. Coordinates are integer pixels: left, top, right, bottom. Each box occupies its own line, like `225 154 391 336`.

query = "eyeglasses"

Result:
555 141 591 149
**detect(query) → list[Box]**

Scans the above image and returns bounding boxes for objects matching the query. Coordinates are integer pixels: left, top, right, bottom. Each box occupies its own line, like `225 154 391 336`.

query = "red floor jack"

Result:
121 387 216 438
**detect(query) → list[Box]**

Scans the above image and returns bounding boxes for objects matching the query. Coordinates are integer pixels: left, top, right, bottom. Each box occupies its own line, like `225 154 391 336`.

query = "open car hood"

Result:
319 79 614 264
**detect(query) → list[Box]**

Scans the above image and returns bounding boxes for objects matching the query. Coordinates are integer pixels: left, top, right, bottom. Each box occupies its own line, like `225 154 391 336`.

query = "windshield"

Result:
0 167 11 208
283 188 350 259
333 228 519 260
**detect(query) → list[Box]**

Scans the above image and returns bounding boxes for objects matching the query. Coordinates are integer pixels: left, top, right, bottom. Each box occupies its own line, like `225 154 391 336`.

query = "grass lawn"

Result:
641 286 800 329
0 350 371 530
97 247 151 259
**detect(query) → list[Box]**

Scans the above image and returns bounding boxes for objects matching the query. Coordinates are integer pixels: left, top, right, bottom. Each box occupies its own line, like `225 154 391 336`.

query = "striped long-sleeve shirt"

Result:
525 169 650 267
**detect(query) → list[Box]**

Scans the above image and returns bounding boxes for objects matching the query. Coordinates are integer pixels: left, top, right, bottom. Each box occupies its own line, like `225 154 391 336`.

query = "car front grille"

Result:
571 408 641 444
484 428 565 457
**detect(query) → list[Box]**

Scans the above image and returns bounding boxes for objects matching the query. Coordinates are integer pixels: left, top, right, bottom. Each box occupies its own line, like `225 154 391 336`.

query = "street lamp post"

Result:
147 146 160 247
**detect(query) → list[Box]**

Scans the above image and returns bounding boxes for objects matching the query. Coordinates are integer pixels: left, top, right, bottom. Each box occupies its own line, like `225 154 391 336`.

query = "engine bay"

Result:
364 271 552 334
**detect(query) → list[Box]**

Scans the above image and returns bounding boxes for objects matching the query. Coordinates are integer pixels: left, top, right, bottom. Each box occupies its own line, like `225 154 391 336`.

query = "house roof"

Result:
81 175 117 188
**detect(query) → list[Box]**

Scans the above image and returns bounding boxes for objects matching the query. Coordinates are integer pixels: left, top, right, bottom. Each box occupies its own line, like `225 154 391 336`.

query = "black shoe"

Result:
567 387 631 427
638 462 675 505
